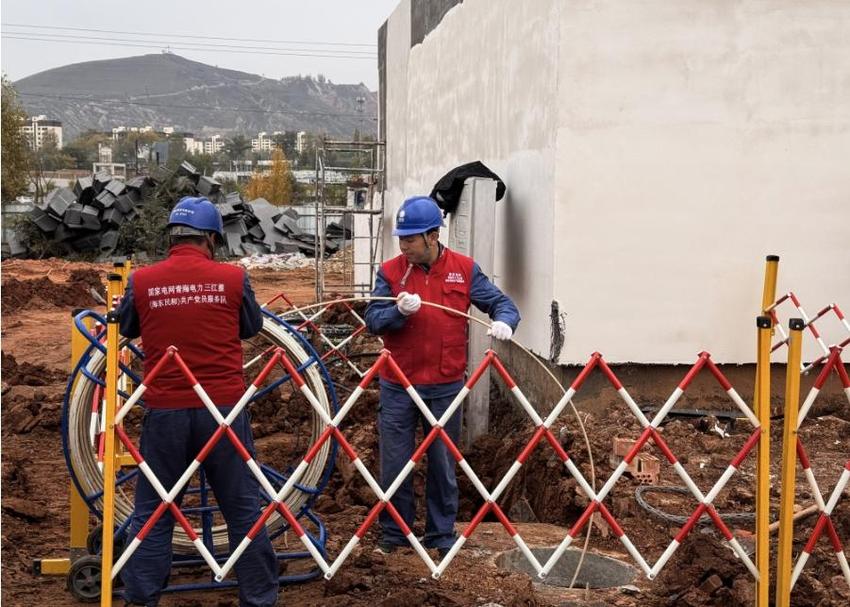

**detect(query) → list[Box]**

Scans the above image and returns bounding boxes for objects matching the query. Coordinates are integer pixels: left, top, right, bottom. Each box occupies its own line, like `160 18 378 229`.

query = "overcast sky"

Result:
1 0 398 90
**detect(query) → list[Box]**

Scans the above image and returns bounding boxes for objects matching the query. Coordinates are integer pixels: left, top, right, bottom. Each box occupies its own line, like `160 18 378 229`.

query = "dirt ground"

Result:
2 257 849 606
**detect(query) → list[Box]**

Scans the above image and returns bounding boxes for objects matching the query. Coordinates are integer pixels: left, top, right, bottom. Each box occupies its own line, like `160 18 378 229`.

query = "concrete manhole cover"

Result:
496 546 637 589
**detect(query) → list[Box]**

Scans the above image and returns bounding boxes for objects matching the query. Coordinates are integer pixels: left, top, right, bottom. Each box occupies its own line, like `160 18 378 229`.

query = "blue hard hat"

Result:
392 196 445 237
167 196 224 237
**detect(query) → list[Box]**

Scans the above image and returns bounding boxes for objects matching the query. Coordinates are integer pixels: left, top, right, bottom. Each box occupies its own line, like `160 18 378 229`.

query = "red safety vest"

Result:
131 245 247 408
380 247 474 385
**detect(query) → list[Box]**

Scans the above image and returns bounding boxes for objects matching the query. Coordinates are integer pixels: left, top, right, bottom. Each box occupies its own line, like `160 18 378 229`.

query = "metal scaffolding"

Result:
313 138 385 302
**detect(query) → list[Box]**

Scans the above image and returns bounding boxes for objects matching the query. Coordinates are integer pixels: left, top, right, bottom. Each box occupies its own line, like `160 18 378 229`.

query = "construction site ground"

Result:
2 257 848 606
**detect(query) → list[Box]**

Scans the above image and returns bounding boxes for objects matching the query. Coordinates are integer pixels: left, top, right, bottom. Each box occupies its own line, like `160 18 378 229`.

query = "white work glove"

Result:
396 291 421 316
488 320 513 341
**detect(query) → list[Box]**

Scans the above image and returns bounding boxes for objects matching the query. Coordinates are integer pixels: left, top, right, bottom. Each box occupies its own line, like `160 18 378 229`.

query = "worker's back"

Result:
130 244 247 408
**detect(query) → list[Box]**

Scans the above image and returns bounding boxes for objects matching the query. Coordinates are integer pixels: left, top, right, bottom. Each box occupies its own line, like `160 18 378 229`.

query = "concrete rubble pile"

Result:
236 252 314 271
23 161 353 259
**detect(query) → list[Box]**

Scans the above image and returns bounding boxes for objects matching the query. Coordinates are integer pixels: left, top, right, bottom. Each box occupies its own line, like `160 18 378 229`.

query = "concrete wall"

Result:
382 0 561 358
382 0 850 365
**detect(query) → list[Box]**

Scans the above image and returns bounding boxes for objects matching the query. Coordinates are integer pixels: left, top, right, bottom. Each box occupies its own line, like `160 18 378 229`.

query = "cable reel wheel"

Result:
66 555 103 603
86 523 128 557
64 314 336 555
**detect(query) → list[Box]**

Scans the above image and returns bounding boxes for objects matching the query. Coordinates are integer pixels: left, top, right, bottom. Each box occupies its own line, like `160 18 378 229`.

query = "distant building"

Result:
204 135 224 155
251 131 283 152
112 125 155 140
296 131 308 153
252 131 271 152
21 115 63 150
182 133 205 155
92 163 126 179
112 125 179 140
98 143 113 164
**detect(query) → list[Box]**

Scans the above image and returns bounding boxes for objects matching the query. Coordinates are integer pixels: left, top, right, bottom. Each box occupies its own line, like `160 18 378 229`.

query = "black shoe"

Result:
437 546 450 559
374 541 398 555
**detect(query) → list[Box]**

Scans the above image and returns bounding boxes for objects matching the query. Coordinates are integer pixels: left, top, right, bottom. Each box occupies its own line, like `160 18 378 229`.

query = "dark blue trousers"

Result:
121 407 278 607
378 382 462 549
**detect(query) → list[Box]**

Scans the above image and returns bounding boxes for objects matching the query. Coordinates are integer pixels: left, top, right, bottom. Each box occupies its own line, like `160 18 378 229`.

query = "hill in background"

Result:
14 53 377 140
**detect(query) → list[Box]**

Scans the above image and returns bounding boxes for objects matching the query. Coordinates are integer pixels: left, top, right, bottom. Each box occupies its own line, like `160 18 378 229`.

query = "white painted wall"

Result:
383 0 850 364
384 0 560 358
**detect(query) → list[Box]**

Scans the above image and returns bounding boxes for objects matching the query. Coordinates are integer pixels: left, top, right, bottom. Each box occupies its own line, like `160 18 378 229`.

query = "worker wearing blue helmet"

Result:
117 196 278 606
365 196 520 557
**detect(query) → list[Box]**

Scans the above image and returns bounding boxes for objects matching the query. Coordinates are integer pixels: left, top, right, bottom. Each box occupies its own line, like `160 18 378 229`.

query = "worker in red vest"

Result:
365 196 520 557
117 197 278 606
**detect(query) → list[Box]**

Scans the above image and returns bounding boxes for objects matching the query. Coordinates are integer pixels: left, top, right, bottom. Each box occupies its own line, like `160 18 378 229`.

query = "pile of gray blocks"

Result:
219 196 350 258
25 161 352 258
28 170 153 255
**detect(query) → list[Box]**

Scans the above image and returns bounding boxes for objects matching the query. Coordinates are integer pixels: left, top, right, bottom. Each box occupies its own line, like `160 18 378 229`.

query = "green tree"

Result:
186 152 216 176
223 135 251 161
63 129 111 169
114 131 163 169
164 134 187 169
272 131 298 158
1 75 31 200
117 194 170 256
34 132 74 171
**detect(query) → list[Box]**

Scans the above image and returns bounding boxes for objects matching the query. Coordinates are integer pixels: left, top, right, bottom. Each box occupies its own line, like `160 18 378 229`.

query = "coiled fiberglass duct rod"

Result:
63 310 335 555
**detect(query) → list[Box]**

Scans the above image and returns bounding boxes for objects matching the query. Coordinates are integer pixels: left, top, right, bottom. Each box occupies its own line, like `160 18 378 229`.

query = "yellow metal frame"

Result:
100 290 122 606
751 255 779 607
761 255 779 314
116 258 132 287
775 318 804 606
755 315 772 607
36 261 134 586
33 558 74 575
106 270 124 311
107 265 136 463
71 311 94 553
33 310 95 577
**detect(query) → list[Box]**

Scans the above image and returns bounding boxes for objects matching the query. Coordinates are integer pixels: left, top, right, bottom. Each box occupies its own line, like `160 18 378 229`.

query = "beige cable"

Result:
268 295 597 583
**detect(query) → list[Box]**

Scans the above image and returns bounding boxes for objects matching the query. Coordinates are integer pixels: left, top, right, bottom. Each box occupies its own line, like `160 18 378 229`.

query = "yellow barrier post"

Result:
113 259 132 289
775 318 804 606
100 290 122 606
752 256 778 607
32 309 94 576
70 308 93 556
106 270 135 466
761 255 779 314
755 315 772 607
106 271 124 312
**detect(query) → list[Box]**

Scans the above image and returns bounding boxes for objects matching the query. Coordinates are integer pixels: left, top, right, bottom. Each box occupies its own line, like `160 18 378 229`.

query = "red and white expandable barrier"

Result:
108 346 330 580
767 293 850 373
788 346 850 590
262 292 370 378
103 339 780 586
537 352 761 580
283 346 765 583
